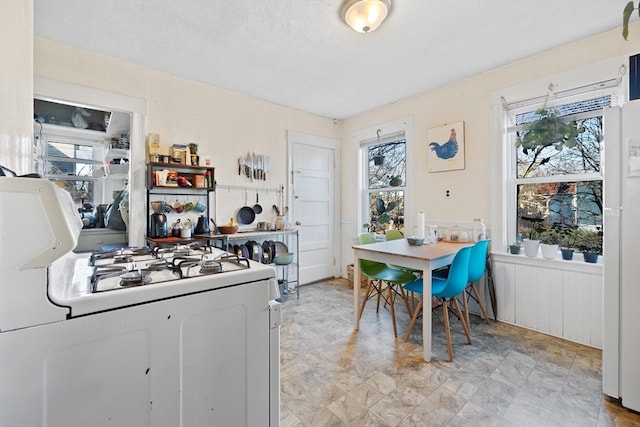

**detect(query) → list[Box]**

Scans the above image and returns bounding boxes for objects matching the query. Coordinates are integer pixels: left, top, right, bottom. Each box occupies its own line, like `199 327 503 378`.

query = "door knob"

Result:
295 221 301 226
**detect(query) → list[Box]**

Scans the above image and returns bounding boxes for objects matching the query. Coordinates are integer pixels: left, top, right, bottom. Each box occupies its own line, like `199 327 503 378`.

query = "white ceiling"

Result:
33 0 628 119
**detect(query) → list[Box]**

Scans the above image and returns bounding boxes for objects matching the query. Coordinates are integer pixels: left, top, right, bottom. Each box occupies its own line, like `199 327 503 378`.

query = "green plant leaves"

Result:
516 108 585 154
623 1 637 40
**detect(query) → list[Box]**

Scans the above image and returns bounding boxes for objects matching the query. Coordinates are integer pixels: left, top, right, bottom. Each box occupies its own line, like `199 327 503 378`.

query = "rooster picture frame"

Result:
427 121 465 173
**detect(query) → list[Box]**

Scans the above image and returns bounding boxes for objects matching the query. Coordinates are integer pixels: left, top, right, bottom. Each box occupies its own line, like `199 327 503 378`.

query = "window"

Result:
35 125 106 209
505 85 617 253
362 133 406 234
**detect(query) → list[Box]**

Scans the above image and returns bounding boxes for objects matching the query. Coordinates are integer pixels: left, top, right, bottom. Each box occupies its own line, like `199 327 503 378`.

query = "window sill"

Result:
491 251 602 274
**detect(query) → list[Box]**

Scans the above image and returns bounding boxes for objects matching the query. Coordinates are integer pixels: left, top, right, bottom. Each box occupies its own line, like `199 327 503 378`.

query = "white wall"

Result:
339 23 640 271
0 0 33 174
34 38 340 246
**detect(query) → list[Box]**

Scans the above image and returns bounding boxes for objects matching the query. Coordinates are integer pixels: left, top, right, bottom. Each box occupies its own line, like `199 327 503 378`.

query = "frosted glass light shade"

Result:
341 0 391 34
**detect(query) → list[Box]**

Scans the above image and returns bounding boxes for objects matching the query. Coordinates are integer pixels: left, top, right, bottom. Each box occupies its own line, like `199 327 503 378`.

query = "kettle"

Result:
194 215 210 234
149 212 168 238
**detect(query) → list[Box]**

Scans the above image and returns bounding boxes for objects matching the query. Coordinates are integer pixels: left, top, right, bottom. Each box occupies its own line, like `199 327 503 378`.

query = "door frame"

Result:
287 130 341 281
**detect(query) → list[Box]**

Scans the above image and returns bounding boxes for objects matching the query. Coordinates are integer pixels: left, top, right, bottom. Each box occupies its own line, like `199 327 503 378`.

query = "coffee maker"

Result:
149 212 168 238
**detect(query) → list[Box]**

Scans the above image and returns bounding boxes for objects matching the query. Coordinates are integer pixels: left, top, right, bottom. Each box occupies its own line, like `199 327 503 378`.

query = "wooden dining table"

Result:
352 239 473 362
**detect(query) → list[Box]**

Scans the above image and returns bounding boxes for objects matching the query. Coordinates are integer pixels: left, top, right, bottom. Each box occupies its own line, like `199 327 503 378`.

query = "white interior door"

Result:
288 131 339 284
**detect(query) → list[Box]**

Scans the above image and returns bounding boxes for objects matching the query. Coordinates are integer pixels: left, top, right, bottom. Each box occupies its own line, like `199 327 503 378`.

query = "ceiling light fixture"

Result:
340 0 391 34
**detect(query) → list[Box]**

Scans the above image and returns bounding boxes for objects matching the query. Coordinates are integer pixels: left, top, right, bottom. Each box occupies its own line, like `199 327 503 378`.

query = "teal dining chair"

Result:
357 233 417 337
434 239 492 327
403 245 473 361
463 239 492 326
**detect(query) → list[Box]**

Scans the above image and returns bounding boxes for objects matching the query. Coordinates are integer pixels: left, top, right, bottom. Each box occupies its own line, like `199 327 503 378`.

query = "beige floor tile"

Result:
280 279 640 427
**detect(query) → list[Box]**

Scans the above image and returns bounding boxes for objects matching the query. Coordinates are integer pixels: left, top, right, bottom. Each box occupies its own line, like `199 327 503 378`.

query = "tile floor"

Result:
279 278 640 426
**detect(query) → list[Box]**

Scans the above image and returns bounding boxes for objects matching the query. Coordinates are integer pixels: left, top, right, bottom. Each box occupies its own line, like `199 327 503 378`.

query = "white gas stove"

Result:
0 174 281 426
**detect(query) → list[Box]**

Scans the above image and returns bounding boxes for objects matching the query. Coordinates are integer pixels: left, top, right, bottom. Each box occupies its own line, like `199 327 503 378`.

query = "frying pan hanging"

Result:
253 192 263 214
237 190 256 224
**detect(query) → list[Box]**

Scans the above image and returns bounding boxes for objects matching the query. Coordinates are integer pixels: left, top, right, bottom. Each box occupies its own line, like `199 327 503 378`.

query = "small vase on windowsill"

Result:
583 251 600 263
523 239 540 257
560 248 574 260
540 243 559 259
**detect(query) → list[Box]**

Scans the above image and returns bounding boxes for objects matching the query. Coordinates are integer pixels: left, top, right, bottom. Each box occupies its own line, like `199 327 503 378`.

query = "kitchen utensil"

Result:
274 241 288 258
247 152 253 182
149 212 168 237
273 252 293 265
253 192 263 214
261 241 271 264
171 219 182 237
150 201 164 213
210 218 219 234
238 156 243 176
217 225 239 234
257 221 269 231
247 240 261 262
194 215 210 234
195 201 206 212
263 155 270 180
237 191 256 224
252 153 257 180
240 244 249 259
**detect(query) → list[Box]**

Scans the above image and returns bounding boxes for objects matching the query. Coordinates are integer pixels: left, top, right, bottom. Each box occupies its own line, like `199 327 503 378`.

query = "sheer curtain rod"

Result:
359 130 405 146
504 78 620 110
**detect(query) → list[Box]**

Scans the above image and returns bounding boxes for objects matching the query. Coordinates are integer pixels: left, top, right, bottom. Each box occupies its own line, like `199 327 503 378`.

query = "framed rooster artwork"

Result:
427 121 465 173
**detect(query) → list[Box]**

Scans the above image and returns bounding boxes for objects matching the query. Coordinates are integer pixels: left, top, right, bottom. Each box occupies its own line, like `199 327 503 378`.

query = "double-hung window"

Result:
505 81 620 253
362 132 406 234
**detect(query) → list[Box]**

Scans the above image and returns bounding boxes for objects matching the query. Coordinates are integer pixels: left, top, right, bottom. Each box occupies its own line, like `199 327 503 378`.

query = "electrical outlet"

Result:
445 189 451 198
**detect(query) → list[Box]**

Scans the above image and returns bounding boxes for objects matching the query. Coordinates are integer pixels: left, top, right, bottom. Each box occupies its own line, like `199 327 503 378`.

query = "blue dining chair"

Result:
463 239 491 326
434 239 492 327
357 233 417 337
403 245 473 361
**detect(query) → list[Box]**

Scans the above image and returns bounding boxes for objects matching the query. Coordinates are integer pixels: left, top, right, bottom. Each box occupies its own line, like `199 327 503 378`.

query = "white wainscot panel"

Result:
490 253 603 349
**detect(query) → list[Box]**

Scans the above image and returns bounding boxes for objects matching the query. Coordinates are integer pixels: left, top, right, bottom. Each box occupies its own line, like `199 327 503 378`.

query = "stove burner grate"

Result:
90 246 153 265
119 271 153 287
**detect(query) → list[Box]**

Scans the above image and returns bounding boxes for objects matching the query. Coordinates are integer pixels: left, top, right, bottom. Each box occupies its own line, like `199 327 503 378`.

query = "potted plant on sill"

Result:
388 175 403 187
553 223 578 260
508 241 522 254
519 216 546 257
540 225 561 260
576 227 603 263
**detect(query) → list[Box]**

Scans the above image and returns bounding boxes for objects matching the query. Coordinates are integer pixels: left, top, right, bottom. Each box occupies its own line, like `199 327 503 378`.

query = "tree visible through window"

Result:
365 139 406 234
510 96 608 253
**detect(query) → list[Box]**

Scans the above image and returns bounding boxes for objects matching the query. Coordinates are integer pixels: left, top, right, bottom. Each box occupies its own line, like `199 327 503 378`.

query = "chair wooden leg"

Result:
442 299 453 362
404 296 423 341
452 297 472 345
358 282 375 322
471 283 491 324
398 285 412 317
388 284 398 337
462 287 471 330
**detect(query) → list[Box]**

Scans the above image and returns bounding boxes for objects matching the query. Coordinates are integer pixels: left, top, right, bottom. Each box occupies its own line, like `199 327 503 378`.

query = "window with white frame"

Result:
34 123 106 209
504 81 620 254
362 132 406 234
